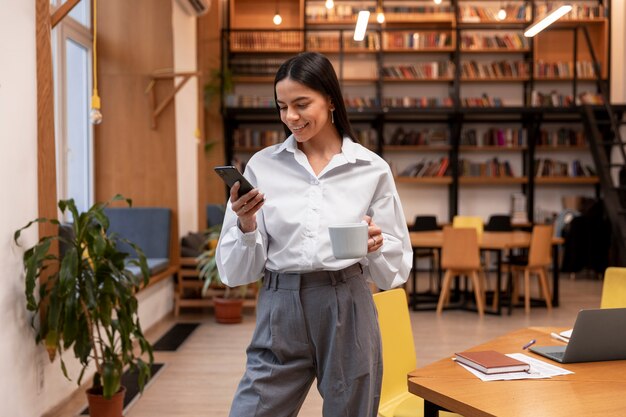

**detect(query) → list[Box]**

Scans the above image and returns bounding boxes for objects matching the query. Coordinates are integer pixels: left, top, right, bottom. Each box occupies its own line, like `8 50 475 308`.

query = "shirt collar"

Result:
272 134 373 163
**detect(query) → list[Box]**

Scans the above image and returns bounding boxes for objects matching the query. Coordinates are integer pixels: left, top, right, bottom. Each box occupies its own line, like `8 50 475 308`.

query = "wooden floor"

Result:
46 273 604 417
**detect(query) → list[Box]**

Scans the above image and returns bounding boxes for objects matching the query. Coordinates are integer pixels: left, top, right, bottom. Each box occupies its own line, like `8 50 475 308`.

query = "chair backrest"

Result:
206 204 225 228
442 226 480 270
485 214 512 232
601 267 626 308
528 224 553 267
452 215 484 240
410 215 438 232
373 288 416 413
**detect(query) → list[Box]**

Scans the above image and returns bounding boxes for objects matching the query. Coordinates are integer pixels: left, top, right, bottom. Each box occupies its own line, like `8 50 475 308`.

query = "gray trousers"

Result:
228 263 382 417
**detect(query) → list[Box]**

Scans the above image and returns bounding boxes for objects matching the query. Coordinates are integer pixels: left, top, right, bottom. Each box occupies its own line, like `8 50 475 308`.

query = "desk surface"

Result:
408 327 626 417
410 231 564 250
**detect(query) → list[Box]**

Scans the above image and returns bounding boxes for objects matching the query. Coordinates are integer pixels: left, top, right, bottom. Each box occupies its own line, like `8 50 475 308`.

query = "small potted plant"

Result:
14 195 153 417
196 225 252 323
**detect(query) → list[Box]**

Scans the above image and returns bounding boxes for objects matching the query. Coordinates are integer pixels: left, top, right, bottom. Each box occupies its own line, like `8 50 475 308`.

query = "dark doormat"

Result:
80 363 165 415
152 322 200 351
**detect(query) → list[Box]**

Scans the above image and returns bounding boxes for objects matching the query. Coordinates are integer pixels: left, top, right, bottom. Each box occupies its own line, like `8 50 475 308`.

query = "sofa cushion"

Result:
104 207 171 259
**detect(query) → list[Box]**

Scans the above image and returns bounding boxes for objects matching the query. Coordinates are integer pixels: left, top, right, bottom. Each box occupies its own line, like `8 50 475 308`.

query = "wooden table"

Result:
408 327 626 417
409 231 564 315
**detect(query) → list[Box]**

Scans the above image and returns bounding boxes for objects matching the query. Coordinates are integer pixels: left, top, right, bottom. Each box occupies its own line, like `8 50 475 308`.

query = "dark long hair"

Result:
274 52 358 142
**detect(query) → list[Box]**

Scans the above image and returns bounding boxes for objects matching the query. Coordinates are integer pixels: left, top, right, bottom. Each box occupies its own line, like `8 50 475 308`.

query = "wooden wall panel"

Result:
95 0 178 261
198 0 227 230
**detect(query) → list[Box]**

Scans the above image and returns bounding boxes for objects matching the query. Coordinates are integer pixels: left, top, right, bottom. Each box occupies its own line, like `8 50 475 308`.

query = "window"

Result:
51 0 93 217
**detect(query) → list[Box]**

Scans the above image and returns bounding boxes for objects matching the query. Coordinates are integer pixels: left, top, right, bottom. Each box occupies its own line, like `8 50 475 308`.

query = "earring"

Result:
331 110 335 124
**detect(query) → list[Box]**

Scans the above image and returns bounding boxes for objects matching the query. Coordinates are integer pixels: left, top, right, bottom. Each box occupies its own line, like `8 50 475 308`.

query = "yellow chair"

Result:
452 215 484 240
509 224 553 314
601 267 626 308
437 227 486 317
373 288 459 417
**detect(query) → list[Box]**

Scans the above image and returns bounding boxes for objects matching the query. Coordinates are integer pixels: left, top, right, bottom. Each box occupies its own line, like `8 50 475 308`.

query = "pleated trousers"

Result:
228 263 382 417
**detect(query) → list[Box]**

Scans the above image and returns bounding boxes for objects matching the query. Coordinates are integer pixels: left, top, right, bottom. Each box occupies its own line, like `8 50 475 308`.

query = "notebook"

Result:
529 308 626 363
454 350 530 374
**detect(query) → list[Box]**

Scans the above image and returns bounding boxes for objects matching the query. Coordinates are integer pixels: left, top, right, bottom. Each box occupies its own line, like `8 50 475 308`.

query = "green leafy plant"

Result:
203 67 234 108
14 195 153 399
196 225 247 299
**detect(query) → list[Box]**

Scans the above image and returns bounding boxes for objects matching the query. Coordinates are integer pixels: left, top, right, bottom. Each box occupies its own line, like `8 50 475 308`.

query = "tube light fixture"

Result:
354 10 370 41
524 4 572 37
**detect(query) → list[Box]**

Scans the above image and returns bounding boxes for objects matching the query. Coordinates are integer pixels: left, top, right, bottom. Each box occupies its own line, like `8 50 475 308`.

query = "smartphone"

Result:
214 166 255 197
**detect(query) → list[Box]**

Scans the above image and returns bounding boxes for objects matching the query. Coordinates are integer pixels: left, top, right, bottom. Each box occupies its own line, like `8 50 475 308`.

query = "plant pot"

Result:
86 386 126 417
214 297 244 324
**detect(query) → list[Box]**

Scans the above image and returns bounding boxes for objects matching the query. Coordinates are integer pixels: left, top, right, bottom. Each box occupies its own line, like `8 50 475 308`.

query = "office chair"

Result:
484 214 512 232
373 288 459 417
437 227 486 317
601 267 626 308
410 216 439 294
509 224 553 314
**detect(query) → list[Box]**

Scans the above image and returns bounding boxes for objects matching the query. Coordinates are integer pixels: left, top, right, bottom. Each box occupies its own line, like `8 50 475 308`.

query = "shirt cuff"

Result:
237 222 259 247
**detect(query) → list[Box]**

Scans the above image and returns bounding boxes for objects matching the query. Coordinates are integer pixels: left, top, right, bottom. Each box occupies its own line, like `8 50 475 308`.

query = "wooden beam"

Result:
51 0 82 28
36 0 59 265
145 71 201 129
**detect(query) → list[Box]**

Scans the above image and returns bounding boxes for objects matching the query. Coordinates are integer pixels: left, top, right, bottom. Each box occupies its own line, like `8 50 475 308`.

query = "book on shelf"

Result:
454 350 530 374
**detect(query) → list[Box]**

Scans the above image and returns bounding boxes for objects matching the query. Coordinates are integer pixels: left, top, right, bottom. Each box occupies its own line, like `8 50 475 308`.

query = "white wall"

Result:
0 3 52 416
173 2 200 236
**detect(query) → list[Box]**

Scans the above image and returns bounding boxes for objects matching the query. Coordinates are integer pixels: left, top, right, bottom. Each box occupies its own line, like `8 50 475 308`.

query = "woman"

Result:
216 52 412 417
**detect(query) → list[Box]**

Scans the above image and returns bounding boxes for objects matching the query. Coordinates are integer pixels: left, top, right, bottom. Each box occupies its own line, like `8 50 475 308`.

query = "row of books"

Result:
461 128 528 148
534 61 599 78
462 95 504 107
382 96 454 108
458 5 530 23
228 95 276 108
536 4 607 19
460 158 516 177
307 32 380 51
535 158 596 177
230 32 302 52
305 5 452 21
382 32 453 50
530 91 604 107
233 128 284 149
386 127 448 146
537 129 586 147
460 33 529 50
344 96 378 108
230 57 283 77
354 128 378 149
461 60 529 79
397 158 450 178
382 62 455 80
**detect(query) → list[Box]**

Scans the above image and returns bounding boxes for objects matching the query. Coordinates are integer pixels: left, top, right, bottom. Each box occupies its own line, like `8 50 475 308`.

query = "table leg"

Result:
496 250 502 315
552 244 560 307
411 249 418 310
424 400 440 417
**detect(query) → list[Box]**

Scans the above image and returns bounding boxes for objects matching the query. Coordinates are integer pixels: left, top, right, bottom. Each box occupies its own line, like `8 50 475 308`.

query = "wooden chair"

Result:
374 288 459 417
509 224 553 314
601 267 626 308
437 227 486 317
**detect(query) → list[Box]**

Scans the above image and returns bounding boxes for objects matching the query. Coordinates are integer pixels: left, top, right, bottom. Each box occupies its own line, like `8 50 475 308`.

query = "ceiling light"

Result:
497 6 507 21
524 4 572 37
273 1 282 26
354 10 370 41
434 0 442 5
325 0 334 9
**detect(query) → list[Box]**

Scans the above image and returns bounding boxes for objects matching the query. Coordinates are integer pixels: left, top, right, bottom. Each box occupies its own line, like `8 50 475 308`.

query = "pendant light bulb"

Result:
325 0 334 9
273 12 282 25
497 7 507 21
433 0 442 5
90 93 103 125
376 10 385 23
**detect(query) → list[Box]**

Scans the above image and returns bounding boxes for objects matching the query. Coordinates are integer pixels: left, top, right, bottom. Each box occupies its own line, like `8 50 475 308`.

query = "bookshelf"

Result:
220 0 610 221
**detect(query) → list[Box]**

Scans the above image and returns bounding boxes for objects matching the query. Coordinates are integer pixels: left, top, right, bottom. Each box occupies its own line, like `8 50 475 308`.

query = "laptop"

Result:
529 308 626 363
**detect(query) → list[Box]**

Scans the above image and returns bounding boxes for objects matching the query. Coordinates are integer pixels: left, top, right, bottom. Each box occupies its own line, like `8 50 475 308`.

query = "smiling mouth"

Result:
291 122 309 132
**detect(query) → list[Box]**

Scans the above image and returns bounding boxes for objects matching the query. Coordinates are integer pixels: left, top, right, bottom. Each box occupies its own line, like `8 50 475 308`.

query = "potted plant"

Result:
14 195 153 417
196 225 252 323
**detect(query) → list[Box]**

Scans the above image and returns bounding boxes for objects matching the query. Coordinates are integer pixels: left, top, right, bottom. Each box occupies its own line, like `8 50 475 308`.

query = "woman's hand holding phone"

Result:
230 182 265 233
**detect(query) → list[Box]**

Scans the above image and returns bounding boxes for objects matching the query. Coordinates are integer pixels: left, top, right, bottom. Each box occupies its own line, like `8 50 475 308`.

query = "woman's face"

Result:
275 77 336 144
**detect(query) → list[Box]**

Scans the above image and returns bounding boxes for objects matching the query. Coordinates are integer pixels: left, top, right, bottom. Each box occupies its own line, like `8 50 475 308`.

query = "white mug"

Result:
328 222 368 259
